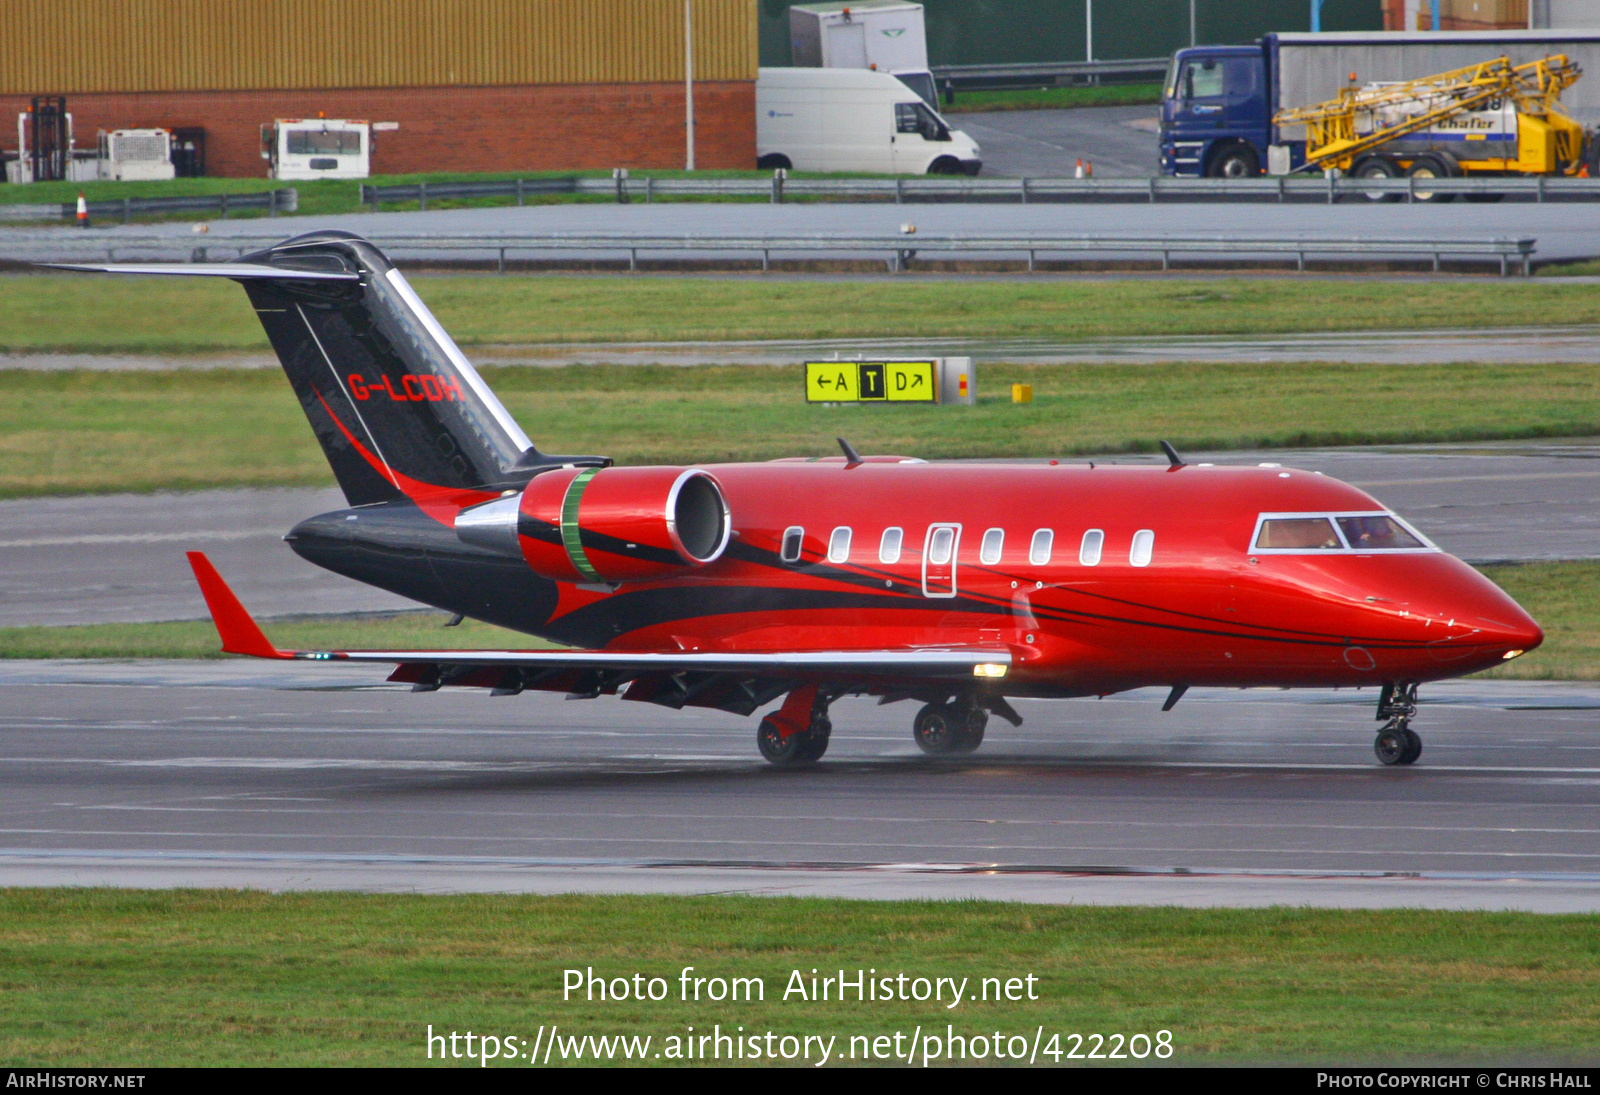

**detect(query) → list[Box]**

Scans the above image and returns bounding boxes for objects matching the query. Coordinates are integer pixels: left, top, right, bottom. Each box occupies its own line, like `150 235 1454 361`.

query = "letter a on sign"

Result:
805 362 861 402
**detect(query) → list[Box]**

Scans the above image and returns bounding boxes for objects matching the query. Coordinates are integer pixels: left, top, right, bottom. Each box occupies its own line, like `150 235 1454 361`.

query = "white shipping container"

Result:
789 1 937 107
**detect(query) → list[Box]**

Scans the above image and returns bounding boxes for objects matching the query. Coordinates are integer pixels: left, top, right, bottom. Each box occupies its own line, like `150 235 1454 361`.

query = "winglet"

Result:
185 551 292 659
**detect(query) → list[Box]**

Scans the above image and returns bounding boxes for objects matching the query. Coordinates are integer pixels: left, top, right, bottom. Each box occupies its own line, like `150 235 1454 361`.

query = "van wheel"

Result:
927 156 963 175
756 153 792 171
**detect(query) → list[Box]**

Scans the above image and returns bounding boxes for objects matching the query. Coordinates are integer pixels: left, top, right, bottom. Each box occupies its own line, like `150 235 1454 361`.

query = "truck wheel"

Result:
1407 155 1455 203
1206 144 1259 179
927 156 963 175
756 153 792 171
1352 154 1403 202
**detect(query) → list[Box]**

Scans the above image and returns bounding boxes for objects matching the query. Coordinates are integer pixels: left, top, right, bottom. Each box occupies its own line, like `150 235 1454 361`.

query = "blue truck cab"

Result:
1160 44 1275 177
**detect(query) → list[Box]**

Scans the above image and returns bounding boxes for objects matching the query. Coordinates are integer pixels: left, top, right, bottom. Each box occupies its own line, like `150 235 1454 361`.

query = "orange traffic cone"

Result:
1074 158 1085 179
76 193 88 228
1085 160 1094 177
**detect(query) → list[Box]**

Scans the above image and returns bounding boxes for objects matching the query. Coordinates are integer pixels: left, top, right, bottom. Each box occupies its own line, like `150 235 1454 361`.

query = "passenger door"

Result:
922 523 960 598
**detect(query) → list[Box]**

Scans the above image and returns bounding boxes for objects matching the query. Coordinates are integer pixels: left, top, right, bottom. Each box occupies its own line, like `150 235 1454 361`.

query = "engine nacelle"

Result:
455 466 731 584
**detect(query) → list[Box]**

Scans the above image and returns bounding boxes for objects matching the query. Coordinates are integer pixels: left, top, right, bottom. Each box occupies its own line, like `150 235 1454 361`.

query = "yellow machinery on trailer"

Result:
1273 55 1588 199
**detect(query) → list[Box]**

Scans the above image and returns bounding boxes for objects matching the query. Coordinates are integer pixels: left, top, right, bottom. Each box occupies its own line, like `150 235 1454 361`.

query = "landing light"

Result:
974 663 1008 678
1502 649 1525 660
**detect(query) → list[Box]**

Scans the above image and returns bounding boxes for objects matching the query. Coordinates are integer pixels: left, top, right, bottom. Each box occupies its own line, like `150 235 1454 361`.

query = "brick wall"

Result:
0 80 756 177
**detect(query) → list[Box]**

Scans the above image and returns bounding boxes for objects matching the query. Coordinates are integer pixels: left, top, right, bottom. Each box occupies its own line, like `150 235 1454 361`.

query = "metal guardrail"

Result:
357 173 1600 207
17 232 1538 276
66 189 297 223
931 56 1170 90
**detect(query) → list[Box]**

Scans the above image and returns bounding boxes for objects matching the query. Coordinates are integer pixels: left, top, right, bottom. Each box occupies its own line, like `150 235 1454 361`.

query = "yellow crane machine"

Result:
1273 55 1587 189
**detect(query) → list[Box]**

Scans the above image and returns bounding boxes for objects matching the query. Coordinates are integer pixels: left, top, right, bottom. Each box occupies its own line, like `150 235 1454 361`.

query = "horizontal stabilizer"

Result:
186 551 292 660
184 553 1010 679
46 262 360 280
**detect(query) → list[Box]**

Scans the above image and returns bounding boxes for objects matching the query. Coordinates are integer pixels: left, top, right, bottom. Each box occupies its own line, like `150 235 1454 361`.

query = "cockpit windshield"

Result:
1251 512 1435 554
1336 515 1426 551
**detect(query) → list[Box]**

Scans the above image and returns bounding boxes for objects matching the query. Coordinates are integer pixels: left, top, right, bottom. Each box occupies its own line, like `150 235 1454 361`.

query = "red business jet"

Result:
66 232 1542 767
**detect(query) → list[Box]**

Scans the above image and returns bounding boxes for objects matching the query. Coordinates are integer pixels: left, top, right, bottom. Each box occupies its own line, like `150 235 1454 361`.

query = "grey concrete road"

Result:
1 661 1596 910
6 197 1598 264
943 105 1161 178
17 322 1600 371
0 441 1590 627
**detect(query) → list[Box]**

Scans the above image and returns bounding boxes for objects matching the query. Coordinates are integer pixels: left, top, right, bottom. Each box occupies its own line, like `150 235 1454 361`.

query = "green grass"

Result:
0 610 548 660
2 360 1596 498
11 274 1600 355
0 890 1595 1065
1538 258 1600 277
945 81 1164 112
1472 562 1600 681
4 563 1589 679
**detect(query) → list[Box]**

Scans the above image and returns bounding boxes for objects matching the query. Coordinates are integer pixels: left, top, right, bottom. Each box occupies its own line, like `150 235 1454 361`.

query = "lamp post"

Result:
684 0 696 171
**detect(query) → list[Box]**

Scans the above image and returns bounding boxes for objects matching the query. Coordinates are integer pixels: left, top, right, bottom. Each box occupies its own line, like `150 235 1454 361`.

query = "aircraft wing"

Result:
186 553 1010 701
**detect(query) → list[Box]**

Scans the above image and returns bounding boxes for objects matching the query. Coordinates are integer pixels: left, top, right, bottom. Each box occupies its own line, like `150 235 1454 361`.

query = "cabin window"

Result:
1029 529 1053 565
1256 517 1341 550
928 526 955 566
781 526 804 562
879 526 903 564
1336 515 1426 551
979 528 1004 565
1130 529 1155 567
1079 528 1104 566
827 526 852 564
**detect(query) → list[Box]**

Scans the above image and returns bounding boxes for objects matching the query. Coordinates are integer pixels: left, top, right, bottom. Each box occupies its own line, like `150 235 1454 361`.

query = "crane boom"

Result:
1274 54 1581 174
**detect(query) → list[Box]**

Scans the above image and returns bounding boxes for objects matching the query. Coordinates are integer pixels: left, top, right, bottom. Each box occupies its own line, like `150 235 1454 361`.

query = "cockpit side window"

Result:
1257 517 1342 550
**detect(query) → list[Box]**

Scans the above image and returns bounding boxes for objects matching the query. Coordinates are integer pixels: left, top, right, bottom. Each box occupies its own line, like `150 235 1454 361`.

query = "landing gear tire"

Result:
1375 725 1422 766
758 713 830 766
914 702 987 756
952 711 987 754
913 703 961 755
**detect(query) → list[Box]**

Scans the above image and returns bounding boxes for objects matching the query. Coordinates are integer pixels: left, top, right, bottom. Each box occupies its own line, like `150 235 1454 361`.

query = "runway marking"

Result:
65 803 1600 837
0 529 281 548
7 847 1600 884
5 755 1600 776
1351 471 1600 488
0 827 1597 861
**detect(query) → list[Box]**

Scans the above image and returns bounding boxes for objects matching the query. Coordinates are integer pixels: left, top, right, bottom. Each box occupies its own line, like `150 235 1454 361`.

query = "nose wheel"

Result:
1373 682 1422 766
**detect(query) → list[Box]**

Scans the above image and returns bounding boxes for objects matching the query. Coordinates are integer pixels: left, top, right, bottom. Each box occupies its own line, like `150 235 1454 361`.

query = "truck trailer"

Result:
1161 29 1600 178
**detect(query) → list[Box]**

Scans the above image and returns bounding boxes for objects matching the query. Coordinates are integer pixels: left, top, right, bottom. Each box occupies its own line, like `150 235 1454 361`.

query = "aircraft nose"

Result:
1430 561 1544 660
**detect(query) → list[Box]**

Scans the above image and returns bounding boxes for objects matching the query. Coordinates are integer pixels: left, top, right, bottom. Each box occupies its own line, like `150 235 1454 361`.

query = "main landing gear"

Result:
1373 681 1422 766
757 684 831 765
913 696 989 756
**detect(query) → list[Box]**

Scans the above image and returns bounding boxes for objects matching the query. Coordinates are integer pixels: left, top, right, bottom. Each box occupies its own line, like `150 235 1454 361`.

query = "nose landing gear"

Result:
1373 681 1422 766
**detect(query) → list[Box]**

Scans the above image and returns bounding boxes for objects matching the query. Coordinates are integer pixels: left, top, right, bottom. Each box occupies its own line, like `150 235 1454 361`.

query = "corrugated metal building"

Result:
1 0 760 177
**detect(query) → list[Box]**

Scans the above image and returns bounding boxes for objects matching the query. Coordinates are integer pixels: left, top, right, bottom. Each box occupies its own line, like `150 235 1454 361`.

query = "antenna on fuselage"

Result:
1162 685 1188 711
1159 440 1186 468
837 437 864 468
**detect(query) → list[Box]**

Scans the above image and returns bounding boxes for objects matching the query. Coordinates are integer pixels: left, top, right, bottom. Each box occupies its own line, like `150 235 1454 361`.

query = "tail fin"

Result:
58 231 604 506
234 230 580 505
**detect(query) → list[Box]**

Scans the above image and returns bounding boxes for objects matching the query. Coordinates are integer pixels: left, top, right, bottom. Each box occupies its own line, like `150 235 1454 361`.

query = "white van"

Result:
756 67 980 176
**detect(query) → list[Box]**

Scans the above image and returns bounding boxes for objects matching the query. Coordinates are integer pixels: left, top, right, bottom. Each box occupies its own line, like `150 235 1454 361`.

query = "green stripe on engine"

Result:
560 468 605 583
